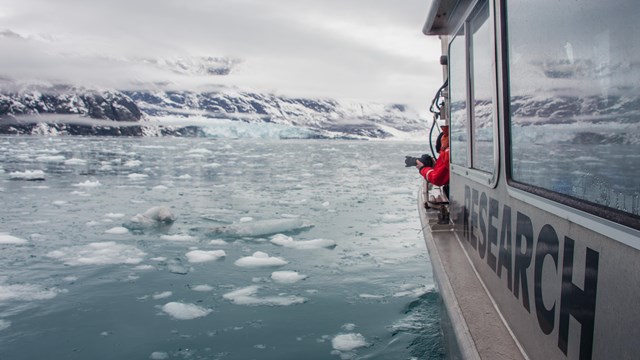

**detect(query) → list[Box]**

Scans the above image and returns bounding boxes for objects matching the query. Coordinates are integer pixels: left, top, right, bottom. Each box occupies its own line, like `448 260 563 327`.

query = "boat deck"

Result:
418 184 527 360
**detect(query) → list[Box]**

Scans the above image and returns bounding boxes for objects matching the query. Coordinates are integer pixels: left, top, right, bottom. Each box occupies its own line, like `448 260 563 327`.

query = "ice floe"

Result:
73 180 102 188
133 265 155 271
222 285 306 306
128 173 148 180
64 158 87 166
124 160 142 167
186 148 212 155
392 284 435 298
208 218 313 238
0 234 28 244
35 155 65 162
46 242 146 266
104 213 125 219
271 271 307 284
160 234 195 242
208 239 228 246
149 351 169 360
105 226 129 235
126 206 176 230
341 323 356 331
166 260 190 275
331 333 369 351
191 284 214 292
380 214 407 223
185 250 226 263
152 291 172 300
270 234 336 250
0 282 65 302
161 301 211 320
8 170 45 181
234 252 287 268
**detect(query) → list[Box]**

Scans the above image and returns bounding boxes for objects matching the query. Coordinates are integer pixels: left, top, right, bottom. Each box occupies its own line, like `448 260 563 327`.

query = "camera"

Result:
405 154 434 168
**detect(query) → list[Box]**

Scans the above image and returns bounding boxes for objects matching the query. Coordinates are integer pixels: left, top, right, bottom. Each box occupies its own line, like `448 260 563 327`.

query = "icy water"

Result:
0 136 443 360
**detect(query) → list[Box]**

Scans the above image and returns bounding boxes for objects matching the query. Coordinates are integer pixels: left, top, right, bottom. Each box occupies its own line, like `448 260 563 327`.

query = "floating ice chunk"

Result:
177 174 192 180
152 185 168 191
73 180 102 188
86 220 100 227
0 234 27 244
152 291 172 300
342 323 356 331
124 160 142 168
105 226 129 235
234 252 287 268
128 173 148 180
239 217 253 223
203 163 221 168
209 239 228 246
187 148 212 155
46 242 146 266
64 158 87 166
160 234 195 242
331 333 369 351
222 285 306 306
271 271 307 284
392 284 435 298
9 170 45 181
270 234 336 250
167 260 190 275
126 206 176 230
185 250 226 263
150 351 169 360
161 302 211 320
209 218 313 238
0 283 65 302
133 265 155 271
53 200 67 206
191 284 214 292
0 319 10 331
381 214 407 223
104 213 125 219
358 294 384 299
35 155 65 162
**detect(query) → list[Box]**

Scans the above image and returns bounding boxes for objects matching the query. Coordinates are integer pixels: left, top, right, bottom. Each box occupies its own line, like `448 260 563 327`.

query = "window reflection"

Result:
449 30 468 167
507 0 640 216
470 3 495 173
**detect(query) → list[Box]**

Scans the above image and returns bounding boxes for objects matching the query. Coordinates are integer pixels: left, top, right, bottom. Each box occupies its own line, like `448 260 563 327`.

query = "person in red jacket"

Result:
416 122 449 187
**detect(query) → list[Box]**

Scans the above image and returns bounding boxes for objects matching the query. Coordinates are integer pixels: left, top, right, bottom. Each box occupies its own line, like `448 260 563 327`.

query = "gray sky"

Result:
0 0 443 112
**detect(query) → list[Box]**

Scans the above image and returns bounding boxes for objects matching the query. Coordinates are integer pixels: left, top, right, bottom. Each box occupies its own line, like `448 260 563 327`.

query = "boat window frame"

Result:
499 0 640 232
447 0 500 188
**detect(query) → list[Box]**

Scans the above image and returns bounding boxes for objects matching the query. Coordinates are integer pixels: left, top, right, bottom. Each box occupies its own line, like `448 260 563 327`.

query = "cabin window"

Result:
469 2 495 173
448 1 496 175
449 29 468 167
506 0 640 219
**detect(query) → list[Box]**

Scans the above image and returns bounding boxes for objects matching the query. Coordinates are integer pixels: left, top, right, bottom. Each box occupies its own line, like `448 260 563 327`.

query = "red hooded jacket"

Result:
419 148 450 186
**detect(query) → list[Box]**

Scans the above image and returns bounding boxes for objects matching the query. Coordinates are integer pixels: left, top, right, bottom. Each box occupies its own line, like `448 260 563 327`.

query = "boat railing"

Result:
421 179 450 226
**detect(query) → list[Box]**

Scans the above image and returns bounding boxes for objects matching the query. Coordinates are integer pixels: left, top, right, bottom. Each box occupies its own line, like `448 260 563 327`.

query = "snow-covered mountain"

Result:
0 84 425 139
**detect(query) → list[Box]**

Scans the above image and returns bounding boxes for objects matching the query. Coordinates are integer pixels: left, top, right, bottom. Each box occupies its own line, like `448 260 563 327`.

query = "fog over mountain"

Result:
0 70 425 139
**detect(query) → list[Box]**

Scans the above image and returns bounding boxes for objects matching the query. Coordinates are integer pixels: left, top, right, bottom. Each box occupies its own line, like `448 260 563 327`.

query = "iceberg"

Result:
206 218 313 238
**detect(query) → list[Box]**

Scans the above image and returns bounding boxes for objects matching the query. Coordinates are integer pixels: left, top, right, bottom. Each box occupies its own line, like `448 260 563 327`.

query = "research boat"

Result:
418 1 640 359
